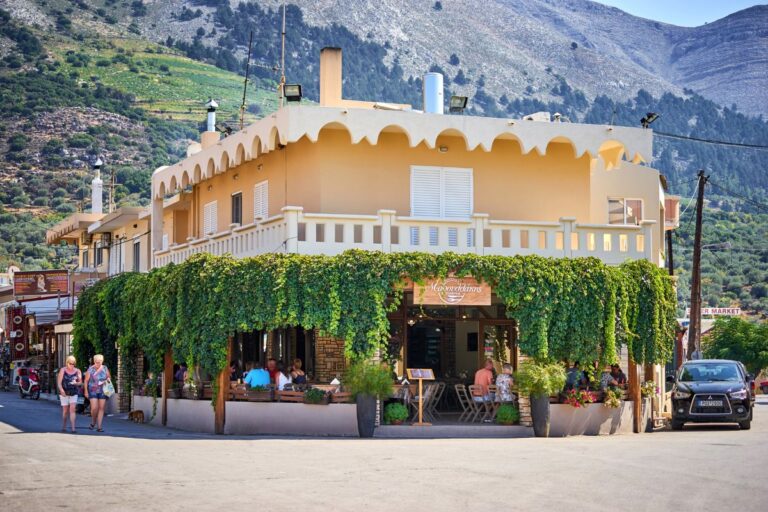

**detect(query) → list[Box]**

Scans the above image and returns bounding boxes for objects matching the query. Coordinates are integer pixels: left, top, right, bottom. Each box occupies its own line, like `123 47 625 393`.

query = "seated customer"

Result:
610 364 627 389
244 363 270 388
495 364 515 403
473 359 494 402
276 362 293 391
266 358 279 385
600 365 619 390
565 361 586 390
290 359 307 385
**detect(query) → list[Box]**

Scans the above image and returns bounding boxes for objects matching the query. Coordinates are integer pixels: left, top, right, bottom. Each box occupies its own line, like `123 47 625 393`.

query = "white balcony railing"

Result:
154 207 656 267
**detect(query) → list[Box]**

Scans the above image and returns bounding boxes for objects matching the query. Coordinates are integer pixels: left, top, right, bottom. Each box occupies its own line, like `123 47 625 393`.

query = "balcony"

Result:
154 207 657 268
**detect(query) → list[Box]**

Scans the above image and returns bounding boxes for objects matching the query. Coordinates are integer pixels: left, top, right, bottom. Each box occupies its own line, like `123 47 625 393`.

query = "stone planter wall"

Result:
549 400 634 436
225 402 357 436
165 398 216 434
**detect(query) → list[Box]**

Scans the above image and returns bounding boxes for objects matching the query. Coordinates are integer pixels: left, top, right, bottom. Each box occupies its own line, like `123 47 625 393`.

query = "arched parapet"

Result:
157 181 166 200
489 132 524 153
181 171 190 189
431 128 471 151
308 121 354 144
169 176 178 194
367 124 415 147
205 158 216 180
235 143 246 165
218 152 230 175
193 164 202 185
598 140 627 170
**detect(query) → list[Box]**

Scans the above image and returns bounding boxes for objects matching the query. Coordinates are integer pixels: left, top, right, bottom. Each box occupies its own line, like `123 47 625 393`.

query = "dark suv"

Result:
670 359 754 431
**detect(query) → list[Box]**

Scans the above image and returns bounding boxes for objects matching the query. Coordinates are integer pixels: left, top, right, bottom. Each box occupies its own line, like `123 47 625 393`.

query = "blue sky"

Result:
596 1 764 26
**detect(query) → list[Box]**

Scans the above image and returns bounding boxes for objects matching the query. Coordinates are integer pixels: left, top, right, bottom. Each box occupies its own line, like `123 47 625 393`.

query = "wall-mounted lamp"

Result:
257 164 263 171
438 145 448 153
207 185 213 192
507 120 515 126
233 173 239 181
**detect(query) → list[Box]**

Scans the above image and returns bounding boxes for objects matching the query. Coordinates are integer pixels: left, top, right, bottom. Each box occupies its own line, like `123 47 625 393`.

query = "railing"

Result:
154 215 288 267
154 206 656 267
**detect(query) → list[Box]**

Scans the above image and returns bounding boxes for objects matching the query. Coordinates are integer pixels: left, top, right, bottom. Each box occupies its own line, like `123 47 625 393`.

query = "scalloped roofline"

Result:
151 105 654 199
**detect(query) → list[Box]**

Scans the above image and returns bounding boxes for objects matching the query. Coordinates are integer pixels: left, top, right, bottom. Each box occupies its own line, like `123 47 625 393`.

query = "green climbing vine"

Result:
72 250 677 403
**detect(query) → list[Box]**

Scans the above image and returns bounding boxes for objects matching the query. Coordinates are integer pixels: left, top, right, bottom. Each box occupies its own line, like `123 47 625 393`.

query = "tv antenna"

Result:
239 30 254 131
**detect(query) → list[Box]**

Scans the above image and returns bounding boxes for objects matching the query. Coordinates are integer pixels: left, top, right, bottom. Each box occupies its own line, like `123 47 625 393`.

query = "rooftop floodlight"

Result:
640 112 659 128
449 95 468 113
283 84 302 102
93 156 103 169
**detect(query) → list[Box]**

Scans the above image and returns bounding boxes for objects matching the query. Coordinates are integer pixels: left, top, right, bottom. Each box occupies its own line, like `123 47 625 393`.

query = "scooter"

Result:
18 366 41 400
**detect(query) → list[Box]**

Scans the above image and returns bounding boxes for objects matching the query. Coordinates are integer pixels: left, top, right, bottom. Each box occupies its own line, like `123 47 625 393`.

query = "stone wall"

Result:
315 333 346 383
117 351 144 413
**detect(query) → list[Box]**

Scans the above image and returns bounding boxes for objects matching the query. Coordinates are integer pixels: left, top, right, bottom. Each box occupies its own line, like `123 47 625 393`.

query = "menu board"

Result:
406 368 435 380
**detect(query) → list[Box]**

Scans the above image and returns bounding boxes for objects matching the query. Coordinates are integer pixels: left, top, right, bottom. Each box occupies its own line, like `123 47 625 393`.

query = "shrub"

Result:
515 360 566 398
303 387 327 404
495 404 520 425
383 402 409 424
343 361 393 399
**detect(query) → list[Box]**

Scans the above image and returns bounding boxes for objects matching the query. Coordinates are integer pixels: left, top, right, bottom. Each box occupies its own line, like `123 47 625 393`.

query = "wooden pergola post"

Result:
162 349 173 426
214 337 233 435
628 357 642 433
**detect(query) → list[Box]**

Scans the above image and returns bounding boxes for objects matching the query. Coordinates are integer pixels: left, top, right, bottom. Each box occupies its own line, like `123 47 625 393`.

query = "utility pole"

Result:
687 170 709 360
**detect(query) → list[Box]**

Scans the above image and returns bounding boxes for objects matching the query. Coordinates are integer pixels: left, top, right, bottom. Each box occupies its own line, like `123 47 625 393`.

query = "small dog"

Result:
128 410 145 424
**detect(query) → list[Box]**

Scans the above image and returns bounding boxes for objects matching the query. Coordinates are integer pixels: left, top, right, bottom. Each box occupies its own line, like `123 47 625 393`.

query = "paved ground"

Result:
1 391 766 512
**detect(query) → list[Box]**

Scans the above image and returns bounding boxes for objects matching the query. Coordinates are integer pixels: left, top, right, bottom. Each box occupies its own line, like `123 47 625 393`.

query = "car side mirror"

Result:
666 375 675 384
747 373 755 381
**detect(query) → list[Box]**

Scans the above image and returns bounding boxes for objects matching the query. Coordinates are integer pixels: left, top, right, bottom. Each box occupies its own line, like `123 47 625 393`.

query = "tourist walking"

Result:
84 354 112 432
57 355 82 433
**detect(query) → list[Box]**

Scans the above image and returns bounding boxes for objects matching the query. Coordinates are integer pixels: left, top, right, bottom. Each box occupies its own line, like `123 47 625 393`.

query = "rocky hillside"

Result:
131 0 768 117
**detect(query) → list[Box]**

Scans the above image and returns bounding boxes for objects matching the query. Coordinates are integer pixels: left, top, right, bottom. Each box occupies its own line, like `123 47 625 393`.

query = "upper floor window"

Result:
95 246 103 266
608 198 642 225
82 249 89 269
410 166 473 219
231 192 243 225
203 200 218 235
254 180 268 221
133 241 141 272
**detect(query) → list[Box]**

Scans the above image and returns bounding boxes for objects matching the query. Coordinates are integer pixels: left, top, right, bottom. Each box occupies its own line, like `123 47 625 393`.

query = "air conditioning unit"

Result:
102 233 112 245
81 232 93 245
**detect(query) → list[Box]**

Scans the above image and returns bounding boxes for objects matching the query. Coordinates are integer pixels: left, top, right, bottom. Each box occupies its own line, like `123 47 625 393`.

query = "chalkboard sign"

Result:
406 368 435 380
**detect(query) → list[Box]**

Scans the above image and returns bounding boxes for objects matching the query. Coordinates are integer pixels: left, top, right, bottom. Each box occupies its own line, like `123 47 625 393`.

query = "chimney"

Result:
422 72 444 114
201 98 221 150
320 47 342 107
91 158 103 214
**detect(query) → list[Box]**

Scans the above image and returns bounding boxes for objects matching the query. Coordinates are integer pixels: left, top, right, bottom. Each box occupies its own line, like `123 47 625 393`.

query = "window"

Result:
410 166 473 219
254 180 268 221
95 246 103 266
231 192 242 225
203 201 218 235
608 198 643 225
133 241 141 272
82 249 89 269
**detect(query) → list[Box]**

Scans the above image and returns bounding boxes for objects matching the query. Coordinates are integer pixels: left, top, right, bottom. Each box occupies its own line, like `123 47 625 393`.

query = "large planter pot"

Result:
530 395 551 438
356 394 377 438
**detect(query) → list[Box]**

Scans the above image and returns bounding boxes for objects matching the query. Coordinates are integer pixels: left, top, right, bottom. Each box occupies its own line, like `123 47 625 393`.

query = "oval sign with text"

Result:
415 276 491 306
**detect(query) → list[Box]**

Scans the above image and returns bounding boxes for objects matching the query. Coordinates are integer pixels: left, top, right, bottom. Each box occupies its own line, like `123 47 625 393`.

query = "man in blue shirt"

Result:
244 363 270 388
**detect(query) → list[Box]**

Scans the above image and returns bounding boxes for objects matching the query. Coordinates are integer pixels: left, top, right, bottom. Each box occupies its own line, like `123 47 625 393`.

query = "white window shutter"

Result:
161 233 168 251
410 167 441 217
442 168 473 219
203 201 217 235
254 181 268 221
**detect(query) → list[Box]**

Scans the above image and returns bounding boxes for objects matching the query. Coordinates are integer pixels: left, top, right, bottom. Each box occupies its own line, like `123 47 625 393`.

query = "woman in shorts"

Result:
84 354 112 432
57 355 82 433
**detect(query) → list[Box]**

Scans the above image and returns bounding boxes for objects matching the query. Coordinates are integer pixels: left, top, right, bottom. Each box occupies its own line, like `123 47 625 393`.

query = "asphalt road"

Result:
1 391 766 512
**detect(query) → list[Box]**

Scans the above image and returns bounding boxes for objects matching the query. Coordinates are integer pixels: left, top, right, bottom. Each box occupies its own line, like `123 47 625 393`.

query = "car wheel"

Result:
739 419 751 430
671 419 684 431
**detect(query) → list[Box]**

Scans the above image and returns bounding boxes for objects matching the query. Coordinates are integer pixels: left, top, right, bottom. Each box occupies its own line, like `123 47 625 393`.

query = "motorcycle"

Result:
18 366 41 400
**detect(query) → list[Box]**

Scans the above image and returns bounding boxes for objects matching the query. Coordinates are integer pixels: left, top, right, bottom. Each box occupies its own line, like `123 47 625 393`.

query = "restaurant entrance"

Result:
388 292 518 381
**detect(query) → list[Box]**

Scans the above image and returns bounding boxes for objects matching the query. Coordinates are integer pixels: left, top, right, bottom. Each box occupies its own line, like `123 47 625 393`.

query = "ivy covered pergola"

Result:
73 250 676 432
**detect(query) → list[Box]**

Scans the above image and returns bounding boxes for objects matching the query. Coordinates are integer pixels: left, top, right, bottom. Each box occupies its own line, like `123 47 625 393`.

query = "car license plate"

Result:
699 400 723 407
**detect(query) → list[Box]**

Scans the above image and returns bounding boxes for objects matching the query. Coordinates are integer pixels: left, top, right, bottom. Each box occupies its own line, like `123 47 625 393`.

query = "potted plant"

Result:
563 389 596 408
383 402 409 425
303 387 330 405
246 384 274 402
603 388 622 408
344 360 394 438
515 360 566 437
495 404 520 425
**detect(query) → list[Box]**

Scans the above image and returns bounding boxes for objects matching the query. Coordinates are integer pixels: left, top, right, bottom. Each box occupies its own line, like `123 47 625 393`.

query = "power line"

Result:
654 131 768 150
708 181 768 213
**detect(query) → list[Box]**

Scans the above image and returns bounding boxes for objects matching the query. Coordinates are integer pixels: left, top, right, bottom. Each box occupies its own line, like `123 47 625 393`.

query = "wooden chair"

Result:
454 384 474 423
426 382 446 419
486 384 501 422
468 384 490 423
410 383 437 423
